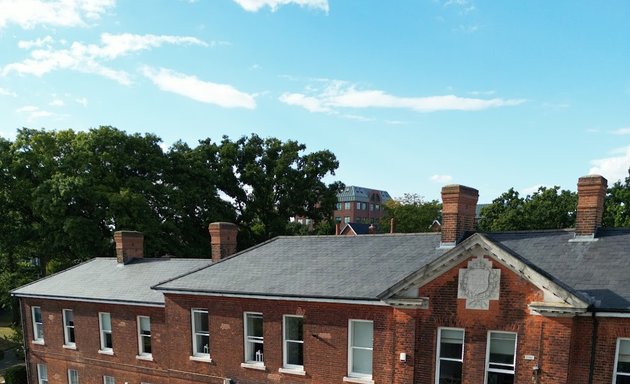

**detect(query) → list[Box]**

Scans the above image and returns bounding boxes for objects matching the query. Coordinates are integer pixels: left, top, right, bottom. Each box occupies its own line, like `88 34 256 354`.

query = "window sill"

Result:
278 368 306 376
189 355 212 363
136 354 154 361
98 349 114 355
31 340 45 346
241 362 266 371
62 344 77 350
343 376 374 384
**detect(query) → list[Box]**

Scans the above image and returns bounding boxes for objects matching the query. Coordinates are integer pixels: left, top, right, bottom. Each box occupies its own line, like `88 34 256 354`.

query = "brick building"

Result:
333 186 391 225
12 174 630 384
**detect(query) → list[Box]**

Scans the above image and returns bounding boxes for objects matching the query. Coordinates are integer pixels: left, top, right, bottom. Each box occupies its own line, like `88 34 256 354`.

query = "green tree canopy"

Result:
380 193 441 233
603 169 630 228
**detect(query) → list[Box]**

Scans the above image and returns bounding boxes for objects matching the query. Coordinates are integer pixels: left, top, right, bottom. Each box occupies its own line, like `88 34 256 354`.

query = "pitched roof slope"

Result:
12 258 211 305
488 229 630 311
155 233 444 301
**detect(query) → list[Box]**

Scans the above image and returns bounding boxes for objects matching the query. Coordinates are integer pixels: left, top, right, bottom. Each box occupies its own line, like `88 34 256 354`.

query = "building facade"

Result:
13 175 630 384
333 186 391 225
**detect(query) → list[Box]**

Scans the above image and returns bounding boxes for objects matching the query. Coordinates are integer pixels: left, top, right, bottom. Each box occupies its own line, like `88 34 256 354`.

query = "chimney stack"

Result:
114 231 144 264
575 175 607 239
441 184 479 247
335 222 341 236
209 222 238 262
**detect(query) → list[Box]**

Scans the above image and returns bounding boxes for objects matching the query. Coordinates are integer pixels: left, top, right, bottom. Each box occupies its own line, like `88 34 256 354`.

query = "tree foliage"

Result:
477 186 578 231
0 127 340 314
380 193 441 233
603 169 630 228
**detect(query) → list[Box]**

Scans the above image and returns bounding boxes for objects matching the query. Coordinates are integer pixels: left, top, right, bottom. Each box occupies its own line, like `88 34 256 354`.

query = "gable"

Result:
381 233 590 315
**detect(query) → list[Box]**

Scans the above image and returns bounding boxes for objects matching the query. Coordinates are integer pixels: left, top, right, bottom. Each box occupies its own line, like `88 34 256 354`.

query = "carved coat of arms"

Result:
457 256 500 309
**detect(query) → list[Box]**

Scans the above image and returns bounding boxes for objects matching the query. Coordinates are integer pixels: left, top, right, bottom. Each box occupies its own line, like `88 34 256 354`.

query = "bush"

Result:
0 348 5 359
4 364 27 384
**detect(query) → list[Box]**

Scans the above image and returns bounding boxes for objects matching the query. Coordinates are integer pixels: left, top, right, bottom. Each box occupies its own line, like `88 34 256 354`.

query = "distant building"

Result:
333 186 391 225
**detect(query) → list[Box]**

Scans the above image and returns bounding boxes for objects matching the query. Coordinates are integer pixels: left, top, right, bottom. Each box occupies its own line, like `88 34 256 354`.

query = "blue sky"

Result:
1 0 629 202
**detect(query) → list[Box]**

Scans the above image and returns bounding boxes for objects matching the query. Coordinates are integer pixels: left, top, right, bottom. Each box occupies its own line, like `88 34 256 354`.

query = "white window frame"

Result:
99 312 113 353
62 309 76 347
435 327 465 384
191 309 210 358
347 319 374 380
67 369 79 384
282 315 304 372
103 376 115 384
137 316 152 358
37 363 48 384
485 331 517 384
613 338 630 383
32 306 44 343
243 312 264 365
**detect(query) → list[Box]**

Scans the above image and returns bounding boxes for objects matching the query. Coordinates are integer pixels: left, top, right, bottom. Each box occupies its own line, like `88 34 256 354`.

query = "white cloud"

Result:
18 35 55 49
233 0 328 12
2 33 207 85
280 80 524 113
0 0 115 30
611 127 630 135
589 146 630 183
141 66 256 109
443 0 475 13
16 105 54 122
49 99 65 106
0 87 17 97
75 97 88 107
430 174 453 183
520 184 544 196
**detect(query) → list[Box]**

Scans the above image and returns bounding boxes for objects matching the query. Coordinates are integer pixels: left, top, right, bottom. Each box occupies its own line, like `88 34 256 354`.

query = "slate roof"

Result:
485 228 630 311
337 186 391 203
12 258 211 305
154 233 444 301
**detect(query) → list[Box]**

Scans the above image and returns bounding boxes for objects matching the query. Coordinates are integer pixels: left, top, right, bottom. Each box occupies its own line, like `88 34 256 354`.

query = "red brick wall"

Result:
414 254 575 384
22 298 170 384
163 294 398 384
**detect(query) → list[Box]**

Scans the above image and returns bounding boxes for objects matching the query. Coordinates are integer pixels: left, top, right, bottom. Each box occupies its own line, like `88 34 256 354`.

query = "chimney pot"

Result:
114 231 144 264
575 175 607 238
440 184 479 246
209 222 238 262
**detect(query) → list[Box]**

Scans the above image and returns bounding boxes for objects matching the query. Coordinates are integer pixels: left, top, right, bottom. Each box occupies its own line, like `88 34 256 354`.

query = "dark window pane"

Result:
487 372 514 384
619 362 630 373
69 328 75 343
438 360 462 384
287 342 303 366
440 342 463 359
490 352 514 365
143 337 151 353
105 333 112 348
286 317 303 341
617 375 630 384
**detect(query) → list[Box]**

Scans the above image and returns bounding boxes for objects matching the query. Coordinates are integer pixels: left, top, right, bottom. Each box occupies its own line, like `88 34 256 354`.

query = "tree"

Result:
380 193 441 233
603 168 630 228
477 186 577 231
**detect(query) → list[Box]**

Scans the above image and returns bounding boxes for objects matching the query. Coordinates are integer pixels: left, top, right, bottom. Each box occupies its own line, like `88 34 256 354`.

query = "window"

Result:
356 202 361 210
614 338 630 383
244 312 264 364
485 331 517 384
99 312 113 352
335 203 342 210
32 306 44 343
68 369 79 384
348 320 373 379
436 328 464 384
137 316 152 357
103 376 115 384
283 315 304 371
37 364 48 384
63 309 75 347
344 202 351 210
191 309 210 357
344 216 350 223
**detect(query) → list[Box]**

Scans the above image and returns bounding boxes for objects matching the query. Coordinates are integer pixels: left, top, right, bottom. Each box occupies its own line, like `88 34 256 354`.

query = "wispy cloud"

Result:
589 146 630 183
0 0 115 30
430 174 453 183
49 99 65 107
0 87 17 97
18 36 55 49
233 0 329 12
520 184 544 196
16 105 55 122
75 97 88 107
611 127 630 135
280 79 524 114
443 0 475 13
141 66 256 109
2 33 207 85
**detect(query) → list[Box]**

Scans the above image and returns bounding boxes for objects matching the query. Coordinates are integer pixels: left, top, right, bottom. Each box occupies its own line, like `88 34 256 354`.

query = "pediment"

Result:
380 233 590 315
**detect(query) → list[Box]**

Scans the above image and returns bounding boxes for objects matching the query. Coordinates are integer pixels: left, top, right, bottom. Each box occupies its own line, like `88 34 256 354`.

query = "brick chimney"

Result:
209 222 238 262
441 184 479 247
575 175 608 239
114 231 144 265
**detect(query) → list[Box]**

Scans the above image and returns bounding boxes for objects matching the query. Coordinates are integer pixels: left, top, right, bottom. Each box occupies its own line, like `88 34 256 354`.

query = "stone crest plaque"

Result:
457 256 500 309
